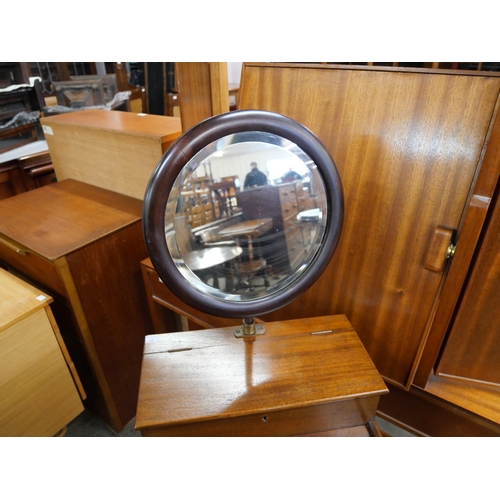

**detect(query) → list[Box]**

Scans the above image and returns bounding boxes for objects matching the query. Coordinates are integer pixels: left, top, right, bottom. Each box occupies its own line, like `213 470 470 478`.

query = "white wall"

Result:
227 62 243 86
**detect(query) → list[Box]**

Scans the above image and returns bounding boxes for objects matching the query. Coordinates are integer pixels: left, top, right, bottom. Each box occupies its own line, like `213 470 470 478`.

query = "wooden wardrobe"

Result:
236 63 500 436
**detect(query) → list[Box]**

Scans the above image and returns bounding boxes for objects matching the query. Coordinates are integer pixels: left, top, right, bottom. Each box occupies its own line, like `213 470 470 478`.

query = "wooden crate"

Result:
41 109 181 200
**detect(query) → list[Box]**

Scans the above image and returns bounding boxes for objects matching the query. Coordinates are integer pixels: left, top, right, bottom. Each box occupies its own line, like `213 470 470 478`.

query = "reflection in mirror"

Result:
165 131 328 303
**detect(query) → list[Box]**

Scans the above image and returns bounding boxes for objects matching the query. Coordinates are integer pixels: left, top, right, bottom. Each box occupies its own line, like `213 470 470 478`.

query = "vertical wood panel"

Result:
67 221 153 424
239 64 500 386
176 62 229 132
436 184 500 387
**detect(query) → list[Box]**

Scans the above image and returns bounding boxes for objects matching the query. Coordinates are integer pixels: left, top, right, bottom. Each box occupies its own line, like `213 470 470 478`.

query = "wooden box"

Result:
40 109 181 200
135 315 388 437
0 268 84 436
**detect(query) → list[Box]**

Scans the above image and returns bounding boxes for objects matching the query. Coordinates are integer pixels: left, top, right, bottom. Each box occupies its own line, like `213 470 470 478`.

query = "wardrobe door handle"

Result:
424 226 455 272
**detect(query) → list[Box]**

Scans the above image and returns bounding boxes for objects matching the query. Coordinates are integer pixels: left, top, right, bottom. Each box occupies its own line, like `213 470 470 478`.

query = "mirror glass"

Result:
164 131 328 303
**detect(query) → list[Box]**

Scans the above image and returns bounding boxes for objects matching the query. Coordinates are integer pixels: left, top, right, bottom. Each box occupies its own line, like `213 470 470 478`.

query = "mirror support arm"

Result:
234 317 266 338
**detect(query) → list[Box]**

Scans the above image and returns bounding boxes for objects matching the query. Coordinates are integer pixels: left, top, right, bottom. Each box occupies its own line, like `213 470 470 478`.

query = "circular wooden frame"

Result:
143 110 344 318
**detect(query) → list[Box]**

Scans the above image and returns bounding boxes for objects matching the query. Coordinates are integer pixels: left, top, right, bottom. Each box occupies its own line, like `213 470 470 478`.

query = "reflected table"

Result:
218 218 273 291
218 218 273 241
177 245 243 271
135 315 388 436
176 245 243 290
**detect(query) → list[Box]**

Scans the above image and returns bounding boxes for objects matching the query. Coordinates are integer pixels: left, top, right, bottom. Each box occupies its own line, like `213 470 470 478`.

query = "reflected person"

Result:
281 167 302 183
244 162 268 190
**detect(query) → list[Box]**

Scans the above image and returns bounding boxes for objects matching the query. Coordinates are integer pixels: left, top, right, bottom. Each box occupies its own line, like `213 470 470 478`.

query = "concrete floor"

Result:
64 409 141 437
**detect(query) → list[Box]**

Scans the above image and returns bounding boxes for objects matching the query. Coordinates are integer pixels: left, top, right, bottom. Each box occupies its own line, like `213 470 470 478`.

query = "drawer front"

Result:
279 186 299 219
281 200 299 219
0 235 67 298
141 396 381 437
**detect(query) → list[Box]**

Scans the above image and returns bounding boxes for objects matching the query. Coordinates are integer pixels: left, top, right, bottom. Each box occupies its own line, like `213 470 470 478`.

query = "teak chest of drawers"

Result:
237 181 312 272
0 269 84 436
135 315 388 437
0 179 153 432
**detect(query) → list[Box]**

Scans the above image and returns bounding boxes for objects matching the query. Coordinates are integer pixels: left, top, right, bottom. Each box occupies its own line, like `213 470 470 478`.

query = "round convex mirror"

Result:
143 110 343 318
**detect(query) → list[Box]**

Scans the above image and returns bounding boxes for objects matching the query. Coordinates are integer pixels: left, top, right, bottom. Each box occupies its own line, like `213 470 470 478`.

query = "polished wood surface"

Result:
0 269 83 436
136 315 388 436
424 226 454 273
41 110 181 200
0 163 25 200
239 63 500 389
378 380 500 437
0 180 153 432
425 372 500 426
0 179 141 260
413 107 500 388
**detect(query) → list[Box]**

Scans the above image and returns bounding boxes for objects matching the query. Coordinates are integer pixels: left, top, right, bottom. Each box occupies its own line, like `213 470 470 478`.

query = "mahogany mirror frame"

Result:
143 109 344 318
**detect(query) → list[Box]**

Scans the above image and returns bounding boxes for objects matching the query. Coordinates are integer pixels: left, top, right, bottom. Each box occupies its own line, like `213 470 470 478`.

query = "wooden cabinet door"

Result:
239 63 500 386
435 184 500 387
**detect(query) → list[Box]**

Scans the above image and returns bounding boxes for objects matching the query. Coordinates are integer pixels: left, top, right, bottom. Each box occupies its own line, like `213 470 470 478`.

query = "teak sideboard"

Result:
0 179 153 432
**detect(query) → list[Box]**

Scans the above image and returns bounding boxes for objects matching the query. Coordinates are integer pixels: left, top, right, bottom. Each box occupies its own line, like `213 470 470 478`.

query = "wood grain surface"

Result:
0 270 83 436
238 63 500 387
136 315 388 436
436 182 500 388
0 179 142 260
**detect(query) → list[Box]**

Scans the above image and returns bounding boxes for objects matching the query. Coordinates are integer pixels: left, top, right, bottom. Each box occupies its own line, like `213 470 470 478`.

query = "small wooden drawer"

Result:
279 184 297 201
0 235 67 299
281 200 299 219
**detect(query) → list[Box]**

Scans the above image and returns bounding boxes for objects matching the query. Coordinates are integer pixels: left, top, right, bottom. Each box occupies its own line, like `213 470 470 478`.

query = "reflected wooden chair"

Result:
188 204 203 228
210 180 238 218
202 201 214 225
233 258 270 292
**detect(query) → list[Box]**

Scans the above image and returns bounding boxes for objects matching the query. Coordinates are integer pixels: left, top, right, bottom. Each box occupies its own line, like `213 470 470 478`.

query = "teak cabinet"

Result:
40 109 181 200
234 63 500 435
0 268 84 436
0 180 153 432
